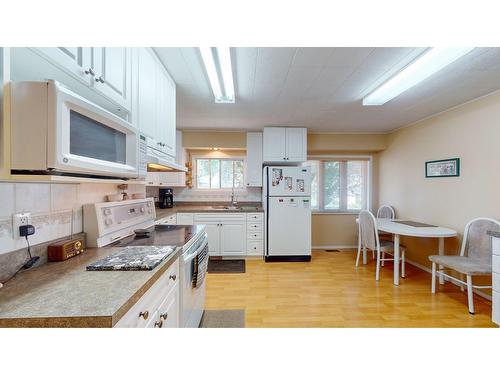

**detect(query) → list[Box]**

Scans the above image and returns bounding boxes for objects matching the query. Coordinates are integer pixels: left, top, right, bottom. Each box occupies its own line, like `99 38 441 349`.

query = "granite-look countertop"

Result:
0 225 204 328
487 230 500 238
155 202 263 220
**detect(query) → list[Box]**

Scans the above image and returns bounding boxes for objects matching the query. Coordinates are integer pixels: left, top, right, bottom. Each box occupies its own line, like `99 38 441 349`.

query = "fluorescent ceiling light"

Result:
363 47 474 106
199 47 235 103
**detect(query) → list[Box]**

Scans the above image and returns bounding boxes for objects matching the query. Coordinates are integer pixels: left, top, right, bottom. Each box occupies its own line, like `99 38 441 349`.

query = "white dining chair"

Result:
376 205 396 267
429 217 500 314
377 205 395 219
356 210 407 281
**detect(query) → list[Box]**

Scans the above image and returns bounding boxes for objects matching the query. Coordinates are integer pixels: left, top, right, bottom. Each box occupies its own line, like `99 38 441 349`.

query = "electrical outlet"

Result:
12 213 31 239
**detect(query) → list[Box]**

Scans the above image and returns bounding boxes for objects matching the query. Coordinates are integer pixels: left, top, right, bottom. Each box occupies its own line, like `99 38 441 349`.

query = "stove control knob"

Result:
140 207 145 213
103 208 111 216
105 218 113 226
147 209 152 214
147 201 152 207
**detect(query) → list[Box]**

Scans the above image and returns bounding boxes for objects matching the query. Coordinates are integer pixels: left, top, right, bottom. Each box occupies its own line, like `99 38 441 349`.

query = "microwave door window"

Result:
69 110 126 164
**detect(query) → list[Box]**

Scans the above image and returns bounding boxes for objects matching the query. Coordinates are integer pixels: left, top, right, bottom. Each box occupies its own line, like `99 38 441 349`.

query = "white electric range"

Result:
83 198 208 328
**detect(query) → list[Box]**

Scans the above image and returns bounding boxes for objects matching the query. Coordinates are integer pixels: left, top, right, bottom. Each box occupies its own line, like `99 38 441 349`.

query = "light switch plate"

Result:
12 212 31 238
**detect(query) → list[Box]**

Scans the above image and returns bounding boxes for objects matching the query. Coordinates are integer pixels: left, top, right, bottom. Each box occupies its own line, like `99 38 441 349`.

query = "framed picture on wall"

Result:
425 158 460 178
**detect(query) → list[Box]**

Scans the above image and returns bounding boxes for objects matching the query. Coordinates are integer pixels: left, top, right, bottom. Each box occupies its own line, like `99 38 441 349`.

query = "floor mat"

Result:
199 310 245 328
207 259 246 273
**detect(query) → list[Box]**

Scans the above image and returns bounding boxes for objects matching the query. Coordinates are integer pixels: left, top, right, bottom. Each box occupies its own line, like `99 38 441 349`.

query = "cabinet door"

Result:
263 127 287 162
285 128 307 162
156 66 176 157
177 213 194 225
137 48 157 138
204 223 221 256
158 285 180 328
246 132 263 187
220 223 246 256
92 47 131 111
163 70 176 157
34 47 92 85
154 170 185 187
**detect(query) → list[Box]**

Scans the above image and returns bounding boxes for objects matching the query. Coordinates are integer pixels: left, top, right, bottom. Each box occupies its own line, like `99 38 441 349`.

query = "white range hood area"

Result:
147 148 187 172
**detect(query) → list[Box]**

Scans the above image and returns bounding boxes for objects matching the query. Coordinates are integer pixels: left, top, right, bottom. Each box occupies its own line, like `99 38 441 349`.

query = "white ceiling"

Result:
154 47 500 133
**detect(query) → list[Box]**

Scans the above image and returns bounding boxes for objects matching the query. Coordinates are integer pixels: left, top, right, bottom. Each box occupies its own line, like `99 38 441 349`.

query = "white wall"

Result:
378 90 500 268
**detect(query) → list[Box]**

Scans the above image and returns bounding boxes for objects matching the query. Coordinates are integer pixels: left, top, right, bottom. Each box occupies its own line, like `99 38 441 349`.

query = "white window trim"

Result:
192 154 247 192
308 154 373 215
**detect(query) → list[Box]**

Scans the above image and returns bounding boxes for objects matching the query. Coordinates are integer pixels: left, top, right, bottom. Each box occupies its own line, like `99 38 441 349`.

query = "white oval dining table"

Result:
356 218 457 285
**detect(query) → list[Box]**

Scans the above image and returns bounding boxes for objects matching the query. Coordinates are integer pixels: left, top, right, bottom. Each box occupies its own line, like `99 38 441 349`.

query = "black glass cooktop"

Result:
113 225 204 248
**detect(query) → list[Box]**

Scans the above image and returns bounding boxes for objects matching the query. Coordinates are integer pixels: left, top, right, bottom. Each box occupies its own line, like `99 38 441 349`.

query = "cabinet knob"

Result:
160 312 168 320
84 68 95 76
96 76 105 83
154 320 163 328
169 274 177 281
139 310 149 320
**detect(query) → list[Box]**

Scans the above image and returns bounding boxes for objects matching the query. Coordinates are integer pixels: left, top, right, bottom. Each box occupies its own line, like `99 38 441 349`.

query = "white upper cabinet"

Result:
33 47 132 112
285 127 307 162
246 132 263 187
33 47 92 85
263 127 307 163
137 48 157 138
136 48 176 158
91 47 132 111
263 127 287 162
156 65 176 157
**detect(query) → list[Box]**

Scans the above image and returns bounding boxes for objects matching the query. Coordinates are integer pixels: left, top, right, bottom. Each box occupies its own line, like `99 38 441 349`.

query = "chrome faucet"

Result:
230 186 238 207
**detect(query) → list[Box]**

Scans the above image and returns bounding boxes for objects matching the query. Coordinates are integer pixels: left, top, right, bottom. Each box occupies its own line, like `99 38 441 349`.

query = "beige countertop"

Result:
155 202 263 219
0 245 181 328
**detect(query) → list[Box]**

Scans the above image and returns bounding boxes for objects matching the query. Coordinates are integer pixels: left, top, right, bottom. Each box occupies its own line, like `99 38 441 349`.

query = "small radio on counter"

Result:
48 238 85 262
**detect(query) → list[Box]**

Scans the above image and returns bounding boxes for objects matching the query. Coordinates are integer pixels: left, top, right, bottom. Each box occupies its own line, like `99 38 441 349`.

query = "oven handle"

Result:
182 234 208 265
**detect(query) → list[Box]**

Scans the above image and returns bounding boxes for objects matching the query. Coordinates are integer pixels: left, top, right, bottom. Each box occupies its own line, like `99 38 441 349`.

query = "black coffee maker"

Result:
158 188 173 209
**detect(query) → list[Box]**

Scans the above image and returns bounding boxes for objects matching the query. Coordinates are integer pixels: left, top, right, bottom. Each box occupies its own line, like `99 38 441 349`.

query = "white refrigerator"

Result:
263 166 312 262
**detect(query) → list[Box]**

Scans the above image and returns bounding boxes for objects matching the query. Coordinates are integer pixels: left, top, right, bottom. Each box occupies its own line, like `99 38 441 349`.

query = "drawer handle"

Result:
139 311 149 320
160 312 168 320
154 320 163 328
169 274 177 281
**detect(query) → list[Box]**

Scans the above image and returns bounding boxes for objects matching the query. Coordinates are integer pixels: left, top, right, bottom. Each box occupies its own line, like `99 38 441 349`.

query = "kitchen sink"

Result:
210 205 260 211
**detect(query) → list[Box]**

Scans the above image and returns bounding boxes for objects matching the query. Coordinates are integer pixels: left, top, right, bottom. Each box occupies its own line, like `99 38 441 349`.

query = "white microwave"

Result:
9 80 147 179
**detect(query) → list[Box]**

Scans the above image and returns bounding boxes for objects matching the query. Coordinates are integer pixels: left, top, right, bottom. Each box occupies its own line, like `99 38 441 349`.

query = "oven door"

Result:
47 81 138 178
180 233 208 328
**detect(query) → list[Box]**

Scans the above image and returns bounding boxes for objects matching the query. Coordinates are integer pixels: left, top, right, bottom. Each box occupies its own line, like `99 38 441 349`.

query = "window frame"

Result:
193 155 247 191
307 155 372 215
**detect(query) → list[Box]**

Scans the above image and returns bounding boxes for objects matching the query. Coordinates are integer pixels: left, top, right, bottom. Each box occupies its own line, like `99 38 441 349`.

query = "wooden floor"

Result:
205 250 495 327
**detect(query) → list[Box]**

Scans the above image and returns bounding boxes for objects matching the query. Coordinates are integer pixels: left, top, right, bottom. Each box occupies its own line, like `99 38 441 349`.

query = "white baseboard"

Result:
405 258 492 301
312 245 357 250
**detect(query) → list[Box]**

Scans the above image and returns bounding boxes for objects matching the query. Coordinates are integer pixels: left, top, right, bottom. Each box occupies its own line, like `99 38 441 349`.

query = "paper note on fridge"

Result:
284 177 293 191
296 179 305 192
272 168 283 186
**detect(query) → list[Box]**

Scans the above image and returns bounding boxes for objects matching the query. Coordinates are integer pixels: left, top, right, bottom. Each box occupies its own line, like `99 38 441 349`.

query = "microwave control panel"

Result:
137 134 148 178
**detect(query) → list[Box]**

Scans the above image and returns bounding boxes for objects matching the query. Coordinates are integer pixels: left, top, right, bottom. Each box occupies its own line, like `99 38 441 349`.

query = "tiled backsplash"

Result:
146 186 262 203
0 182 145 255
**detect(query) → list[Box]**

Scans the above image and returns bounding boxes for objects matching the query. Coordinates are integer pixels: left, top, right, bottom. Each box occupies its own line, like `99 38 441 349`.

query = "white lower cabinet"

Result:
246 213 264 256
204 223 222 256
115 259 179 328
156 214 176 225
193 213 246 256
176 213 194 225
184 212 264 257
493 291 500 326
220 223 247 256
493 237 500 325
